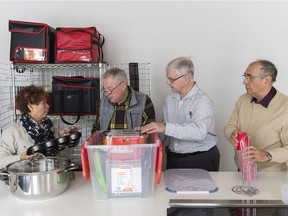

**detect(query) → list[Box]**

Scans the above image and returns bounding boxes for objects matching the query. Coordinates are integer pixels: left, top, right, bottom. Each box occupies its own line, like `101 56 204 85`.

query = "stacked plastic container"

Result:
84 130 161 200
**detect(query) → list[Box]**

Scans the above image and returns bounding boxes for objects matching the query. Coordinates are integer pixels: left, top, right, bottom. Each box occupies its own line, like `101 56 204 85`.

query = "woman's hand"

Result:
20 152 29 160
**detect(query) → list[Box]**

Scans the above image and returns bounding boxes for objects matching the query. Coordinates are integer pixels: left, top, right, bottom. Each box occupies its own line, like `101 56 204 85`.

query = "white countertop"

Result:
1 171 288 216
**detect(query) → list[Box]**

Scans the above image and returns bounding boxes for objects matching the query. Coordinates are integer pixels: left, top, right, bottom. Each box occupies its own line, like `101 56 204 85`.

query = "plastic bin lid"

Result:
164 169 218 194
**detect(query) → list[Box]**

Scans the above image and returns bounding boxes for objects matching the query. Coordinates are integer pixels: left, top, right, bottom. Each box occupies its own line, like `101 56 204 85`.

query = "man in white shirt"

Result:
140 57 220 171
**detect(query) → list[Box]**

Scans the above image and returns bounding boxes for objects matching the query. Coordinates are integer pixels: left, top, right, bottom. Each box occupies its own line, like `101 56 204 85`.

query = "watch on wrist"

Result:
267 152 272 162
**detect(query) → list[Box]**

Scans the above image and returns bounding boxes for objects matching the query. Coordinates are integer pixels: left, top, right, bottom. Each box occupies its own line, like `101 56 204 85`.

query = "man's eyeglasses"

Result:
167 74 188 83
101 81 123 95
242 74 263 82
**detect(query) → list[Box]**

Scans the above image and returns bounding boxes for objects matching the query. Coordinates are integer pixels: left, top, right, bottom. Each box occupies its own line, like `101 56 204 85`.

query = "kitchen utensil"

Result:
68 131 82 141
0 154 80 200
26 143 45 155
81 144 90 181
26 132 82 156
164 169 218 194
236 133 257 194
56 136 69 151
155 134 162 184
94 150 107 193
67 132 82 147
44 139 57 156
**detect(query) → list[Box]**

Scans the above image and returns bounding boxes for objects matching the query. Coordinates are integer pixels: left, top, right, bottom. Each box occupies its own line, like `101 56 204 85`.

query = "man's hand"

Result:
229 129 240 148
140 122 166 134
243 146 271 162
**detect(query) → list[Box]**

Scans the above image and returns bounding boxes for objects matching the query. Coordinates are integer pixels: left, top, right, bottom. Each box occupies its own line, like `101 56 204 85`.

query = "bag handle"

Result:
59 90 83 125
129 63 139 91
60 115 81 125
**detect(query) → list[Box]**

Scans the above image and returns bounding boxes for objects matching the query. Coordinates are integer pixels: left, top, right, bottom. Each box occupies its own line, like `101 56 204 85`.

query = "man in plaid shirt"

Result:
92 67 155 132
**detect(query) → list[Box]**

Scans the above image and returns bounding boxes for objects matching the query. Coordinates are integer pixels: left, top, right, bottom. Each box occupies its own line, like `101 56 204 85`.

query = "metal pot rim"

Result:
6 169 66 175
5 156 71 174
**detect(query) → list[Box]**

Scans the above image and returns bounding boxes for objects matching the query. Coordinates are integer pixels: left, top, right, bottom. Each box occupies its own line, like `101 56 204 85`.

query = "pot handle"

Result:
65 163 81 172
0 168 9 182
0 168 10 185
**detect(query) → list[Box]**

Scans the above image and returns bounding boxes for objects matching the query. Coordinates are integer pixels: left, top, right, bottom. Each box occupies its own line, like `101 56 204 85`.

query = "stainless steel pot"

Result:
0 155 80 200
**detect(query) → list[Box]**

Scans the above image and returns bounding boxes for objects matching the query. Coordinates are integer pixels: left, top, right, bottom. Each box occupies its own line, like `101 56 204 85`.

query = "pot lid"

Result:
6 156 71 174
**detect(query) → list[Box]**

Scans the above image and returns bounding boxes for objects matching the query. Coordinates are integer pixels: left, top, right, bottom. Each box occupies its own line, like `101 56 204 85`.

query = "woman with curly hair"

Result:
0 85 55 167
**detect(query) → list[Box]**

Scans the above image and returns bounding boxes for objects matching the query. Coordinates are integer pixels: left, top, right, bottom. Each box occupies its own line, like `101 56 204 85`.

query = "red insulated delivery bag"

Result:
55 27 105 63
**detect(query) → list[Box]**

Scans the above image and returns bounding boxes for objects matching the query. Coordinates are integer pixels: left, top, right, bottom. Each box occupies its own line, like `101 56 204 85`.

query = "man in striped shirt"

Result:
140 57 220 171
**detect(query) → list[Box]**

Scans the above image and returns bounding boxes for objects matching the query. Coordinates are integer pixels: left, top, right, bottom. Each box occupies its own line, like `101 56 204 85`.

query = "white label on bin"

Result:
111 165 142 194
111 146 134 153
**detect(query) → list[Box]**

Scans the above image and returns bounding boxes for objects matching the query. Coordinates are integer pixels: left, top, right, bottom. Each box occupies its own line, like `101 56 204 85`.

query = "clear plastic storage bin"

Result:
85 131 160 200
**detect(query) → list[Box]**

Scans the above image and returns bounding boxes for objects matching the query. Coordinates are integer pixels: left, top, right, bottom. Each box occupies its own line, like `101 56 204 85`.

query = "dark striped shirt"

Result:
109 90 155 129
92 88 155 132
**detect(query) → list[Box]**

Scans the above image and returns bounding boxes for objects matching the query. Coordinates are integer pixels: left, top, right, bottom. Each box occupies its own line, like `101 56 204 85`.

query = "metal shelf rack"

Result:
10 62 151 165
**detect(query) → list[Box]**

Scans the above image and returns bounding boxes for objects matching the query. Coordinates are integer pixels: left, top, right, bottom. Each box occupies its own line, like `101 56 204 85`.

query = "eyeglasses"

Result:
242 74 263 82
101 81 123 95
167 74 188 83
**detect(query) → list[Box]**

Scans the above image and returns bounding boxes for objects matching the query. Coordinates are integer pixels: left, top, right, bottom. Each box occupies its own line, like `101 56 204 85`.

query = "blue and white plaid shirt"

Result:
164 84 217 154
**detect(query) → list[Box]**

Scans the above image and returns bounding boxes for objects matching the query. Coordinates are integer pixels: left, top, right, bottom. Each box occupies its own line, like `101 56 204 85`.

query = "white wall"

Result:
1 1 288 171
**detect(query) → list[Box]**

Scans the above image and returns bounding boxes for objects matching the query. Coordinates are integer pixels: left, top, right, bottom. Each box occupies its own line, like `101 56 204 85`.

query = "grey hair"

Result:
102 67 128 83
166 57 194 79
249 59 277 82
